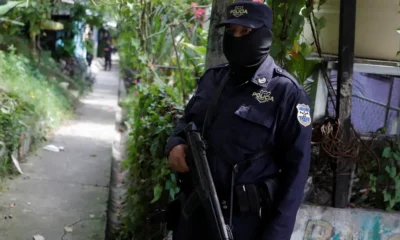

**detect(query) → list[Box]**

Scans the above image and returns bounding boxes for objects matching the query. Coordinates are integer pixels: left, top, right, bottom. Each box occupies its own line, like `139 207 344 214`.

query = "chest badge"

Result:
296 104 312 127
252 90 274 103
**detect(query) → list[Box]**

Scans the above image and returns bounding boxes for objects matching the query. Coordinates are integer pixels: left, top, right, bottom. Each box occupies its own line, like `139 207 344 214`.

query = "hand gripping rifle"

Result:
182 122 233 240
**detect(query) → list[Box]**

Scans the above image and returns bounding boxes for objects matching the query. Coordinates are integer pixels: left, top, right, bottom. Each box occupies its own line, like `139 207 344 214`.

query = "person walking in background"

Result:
103 40 112 71
85 38 94 67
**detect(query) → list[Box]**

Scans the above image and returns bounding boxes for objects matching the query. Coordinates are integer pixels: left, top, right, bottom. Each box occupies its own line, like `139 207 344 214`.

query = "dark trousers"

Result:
172 207 265 240
104 53 111 70
86 53 93 66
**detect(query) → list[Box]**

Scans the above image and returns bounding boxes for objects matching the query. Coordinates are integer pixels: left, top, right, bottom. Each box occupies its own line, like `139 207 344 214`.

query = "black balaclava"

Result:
223 26 272 80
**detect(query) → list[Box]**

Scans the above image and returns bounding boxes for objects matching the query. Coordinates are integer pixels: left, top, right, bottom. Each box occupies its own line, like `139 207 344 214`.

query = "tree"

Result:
205 0 253 70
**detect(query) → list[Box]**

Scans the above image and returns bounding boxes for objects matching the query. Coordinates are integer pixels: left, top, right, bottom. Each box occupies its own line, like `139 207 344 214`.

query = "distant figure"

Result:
85 39 93 67
104 40 112 71
103 31 111 41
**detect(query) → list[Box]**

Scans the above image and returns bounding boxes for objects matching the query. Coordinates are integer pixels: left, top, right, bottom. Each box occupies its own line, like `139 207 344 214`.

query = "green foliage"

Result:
116 1 210 238
0 49 74 180
0 91 28 178
268 0 325 86
55 38 76 59
85 40 94 55
0 0 26 32
0 0 100 181
70 3 104 27
121 82 182 239
0 0 24 16
0 50 73 132
369 141 400 211
117 0 210 102
0 0 105 61
0 0 52 37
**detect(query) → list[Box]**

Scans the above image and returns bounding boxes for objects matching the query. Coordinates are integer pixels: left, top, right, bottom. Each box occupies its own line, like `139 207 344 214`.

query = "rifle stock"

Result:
183 122 233 240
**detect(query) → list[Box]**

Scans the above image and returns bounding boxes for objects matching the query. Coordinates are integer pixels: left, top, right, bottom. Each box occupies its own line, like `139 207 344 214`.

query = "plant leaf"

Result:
393 152 400 161
151 184 162 203
0 17 25 26
0 0 25 16
179 42 206 55
382 147 392 158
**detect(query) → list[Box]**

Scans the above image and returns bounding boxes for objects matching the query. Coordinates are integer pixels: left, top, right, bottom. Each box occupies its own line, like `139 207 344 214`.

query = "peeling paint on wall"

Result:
291 205 400 240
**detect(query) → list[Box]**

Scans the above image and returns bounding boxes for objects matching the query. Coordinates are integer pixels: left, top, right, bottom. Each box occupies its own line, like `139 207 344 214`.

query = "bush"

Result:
0 91 29 178
121 82 182 239
363 138 400 211
0 50 73 179
0 51 73 128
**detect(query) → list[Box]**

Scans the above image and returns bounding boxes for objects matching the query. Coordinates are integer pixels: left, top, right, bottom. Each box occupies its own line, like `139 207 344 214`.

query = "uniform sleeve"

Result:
262 89 312 240
164 118 189 156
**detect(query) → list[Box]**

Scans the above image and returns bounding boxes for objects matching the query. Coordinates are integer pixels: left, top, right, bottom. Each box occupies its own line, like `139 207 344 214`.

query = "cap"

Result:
216 2 273 29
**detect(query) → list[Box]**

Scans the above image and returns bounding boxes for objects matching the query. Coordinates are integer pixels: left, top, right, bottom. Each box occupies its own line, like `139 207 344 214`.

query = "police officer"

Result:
165 2 312 240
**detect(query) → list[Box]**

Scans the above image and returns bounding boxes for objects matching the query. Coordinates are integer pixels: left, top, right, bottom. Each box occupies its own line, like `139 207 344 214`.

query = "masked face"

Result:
223 25 272 68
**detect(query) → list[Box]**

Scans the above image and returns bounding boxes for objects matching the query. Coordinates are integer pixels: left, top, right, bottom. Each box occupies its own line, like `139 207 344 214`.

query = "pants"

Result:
104 54 111 70
86 53 93 66
172 206 265 240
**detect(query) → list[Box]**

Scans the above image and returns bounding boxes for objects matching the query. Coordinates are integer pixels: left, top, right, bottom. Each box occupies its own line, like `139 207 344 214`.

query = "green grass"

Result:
0 50 74 180
0 51 73 127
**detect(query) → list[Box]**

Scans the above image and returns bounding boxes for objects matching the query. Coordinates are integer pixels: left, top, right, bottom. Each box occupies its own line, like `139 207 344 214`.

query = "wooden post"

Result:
333 0 357 208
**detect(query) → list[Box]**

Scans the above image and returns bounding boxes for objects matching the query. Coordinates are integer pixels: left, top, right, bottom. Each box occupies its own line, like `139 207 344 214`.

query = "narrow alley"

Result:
0 59 119 240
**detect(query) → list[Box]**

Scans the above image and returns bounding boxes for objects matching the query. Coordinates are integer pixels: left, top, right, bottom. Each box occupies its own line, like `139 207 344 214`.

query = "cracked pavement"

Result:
0 59 119 240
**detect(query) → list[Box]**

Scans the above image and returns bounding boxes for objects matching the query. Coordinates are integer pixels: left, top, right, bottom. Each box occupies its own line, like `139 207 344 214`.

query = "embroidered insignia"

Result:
230 6 248 17
257 78 266 84
296 104 312 127
252 90 274 103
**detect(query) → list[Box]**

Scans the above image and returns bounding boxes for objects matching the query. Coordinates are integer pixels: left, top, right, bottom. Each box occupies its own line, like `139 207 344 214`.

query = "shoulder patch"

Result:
296 103 311 127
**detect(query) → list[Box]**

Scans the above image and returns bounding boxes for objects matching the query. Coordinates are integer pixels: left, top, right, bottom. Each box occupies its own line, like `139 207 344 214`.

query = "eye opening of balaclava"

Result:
223 26 273 70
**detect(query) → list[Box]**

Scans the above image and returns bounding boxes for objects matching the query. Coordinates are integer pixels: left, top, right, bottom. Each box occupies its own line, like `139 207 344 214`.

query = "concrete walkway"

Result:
0 59 119 240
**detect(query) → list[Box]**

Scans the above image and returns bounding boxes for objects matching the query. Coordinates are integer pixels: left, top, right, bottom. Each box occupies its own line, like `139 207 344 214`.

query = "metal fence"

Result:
328 72 400 135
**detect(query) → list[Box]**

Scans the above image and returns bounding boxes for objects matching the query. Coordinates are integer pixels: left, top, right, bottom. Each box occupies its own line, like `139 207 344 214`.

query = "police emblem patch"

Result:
252 90 274 103
296 104 311 127
230 6 248 17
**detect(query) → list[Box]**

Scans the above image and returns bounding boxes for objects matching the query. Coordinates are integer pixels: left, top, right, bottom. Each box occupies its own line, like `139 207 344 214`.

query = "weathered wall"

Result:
292 204 400 240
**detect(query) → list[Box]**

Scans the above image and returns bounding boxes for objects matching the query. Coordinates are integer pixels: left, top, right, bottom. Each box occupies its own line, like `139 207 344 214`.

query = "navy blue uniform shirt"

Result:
165 56 312 240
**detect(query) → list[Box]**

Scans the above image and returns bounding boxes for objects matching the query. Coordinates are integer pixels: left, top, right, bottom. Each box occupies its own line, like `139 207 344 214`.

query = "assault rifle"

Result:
182 122 233 240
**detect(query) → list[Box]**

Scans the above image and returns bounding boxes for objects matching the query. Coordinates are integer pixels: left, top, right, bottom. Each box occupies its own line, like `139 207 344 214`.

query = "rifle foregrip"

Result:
184 122 234 240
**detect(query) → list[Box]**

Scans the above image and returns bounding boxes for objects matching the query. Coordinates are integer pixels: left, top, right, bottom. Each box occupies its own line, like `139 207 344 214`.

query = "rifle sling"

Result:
202 69 231 137
182 69 231 220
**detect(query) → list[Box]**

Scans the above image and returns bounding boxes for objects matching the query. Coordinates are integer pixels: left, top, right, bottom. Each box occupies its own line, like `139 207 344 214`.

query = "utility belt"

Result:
166 177 279 232
228 150 279 217
219 178 279 217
